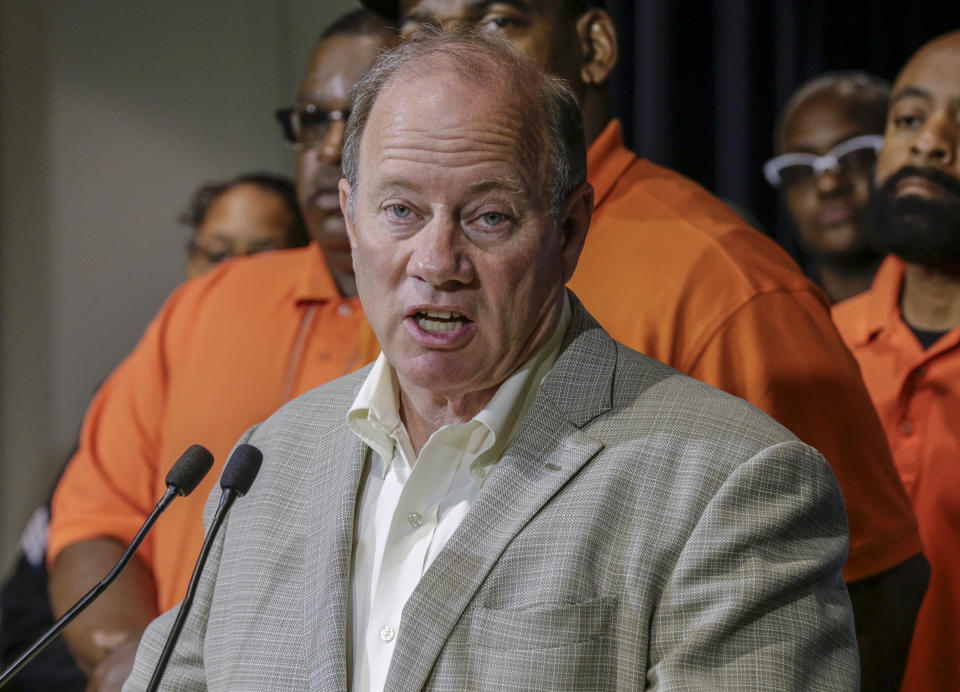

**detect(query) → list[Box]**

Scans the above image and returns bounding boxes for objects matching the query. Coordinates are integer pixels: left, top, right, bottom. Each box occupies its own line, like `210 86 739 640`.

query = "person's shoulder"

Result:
256 364 372 434
185 245 313 300
558 309 801 454
611 340 799 449
595 157 813 298
156 246 315 337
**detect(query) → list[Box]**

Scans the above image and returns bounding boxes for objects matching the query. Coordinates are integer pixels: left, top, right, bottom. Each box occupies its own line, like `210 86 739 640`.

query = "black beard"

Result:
868 166 960 277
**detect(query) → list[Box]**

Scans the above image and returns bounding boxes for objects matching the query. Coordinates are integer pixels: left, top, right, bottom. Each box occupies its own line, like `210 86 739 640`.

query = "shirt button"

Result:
407 512 423 528
474 467 486 478
380 626 396 643
902 424 913 435
337 304 352 317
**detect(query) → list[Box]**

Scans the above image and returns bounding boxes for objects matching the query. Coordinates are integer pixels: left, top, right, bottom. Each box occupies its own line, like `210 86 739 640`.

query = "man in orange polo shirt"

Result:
833 29 960 690
45 11 394 691
365 0 928 686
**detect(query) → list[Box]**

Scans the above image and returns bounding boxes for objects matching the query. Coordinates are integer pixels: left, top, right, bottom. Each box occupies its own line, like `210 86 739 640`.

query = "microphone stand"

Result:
0 487 179 688
144 490 237 692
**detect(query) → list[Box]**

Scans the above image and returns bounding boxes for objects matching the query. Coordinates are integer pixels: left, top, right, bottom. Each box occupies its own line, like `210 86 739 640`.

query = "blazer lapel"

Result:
384 297 616 691
301 420 368 692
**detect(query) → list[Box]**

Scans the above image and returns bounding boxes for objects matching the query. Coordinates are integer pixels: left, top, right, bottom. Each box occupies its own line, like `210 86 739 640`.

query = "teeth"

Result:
417 317 465 332
423 310 462 319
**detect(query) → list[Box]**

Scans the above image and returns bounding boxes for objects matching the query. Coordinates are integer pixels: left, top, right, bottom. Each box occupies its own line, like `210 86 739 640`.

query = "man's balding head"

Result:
341 30 586 225
868 30 960 276
337 32 593 408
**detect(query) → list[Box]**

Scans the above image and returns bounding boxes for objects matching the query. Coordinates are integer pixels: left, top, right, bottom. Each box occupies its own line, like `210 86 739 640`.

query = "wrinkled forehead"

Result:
360 56 546 183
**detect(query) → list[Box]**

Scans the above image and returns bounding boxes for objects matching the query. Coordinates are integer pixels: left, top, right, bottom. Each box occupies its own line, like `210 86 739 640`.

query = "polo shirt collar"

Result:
587 119 637 209
293 243 344 302
856 255 960 357
854 255 907 346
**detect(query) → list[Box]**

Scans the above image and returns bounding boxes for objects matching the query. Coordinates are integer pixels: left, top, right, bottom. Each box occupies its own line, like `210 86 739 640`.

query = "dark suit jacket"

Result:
126 297 858 690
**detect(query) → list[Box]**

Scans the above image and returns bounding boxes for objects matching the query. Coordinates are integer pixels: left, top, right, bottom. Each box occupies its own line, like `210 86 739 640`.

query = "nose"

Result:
407 216 474 289
313 119 347 166
814 167 852 196
910 113 956 166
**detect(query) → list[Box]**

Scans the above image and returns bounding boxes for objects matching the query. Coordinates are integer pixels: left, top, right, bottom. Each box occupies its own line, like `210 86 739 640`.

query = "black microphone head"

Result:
220 443 263 497
165 445 214 496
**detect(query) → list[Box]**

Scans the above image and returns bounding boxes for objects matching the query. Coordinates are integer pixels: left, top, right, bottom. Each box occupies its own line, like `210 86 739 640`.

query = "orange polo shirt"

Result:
833 256 960 689
49 245 379 611
571 121 920 582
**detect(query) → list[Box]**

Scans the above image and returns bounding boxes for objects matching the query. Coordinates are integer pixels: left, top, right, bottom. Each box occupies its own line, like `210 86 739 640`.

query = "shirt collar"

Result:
347 295 572 483
293 242 345 303
854 255 907 346
587 119 637 210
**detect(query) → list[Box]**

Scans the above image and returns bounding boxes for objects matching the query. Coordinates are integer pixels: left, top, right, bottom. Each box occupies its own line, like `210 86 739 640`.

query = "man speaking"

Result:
125 33 858 690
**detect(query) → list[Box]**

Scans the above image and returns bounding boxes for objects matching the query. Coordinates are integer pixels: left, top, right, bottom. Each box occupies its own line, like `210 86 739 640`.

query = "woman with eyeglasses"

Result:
767 71 890 303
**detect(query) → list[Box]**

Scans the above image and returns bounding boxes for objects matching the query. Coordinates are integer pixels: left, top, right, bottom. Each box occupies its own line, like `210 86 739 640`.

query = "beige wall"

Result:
0 0 359 570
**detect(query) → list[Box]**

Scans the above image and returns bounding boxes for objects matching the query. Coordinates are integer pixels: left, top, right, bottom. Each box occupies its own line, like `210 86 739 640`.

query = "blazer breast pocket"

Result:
430 596 620 690
469 595 616 650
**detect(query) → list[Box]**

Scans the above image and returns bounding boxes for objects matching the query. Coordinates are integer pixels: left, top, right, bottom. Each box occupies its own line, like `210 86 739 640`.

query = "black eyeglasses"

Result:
763 135 884 189
274 104 350 149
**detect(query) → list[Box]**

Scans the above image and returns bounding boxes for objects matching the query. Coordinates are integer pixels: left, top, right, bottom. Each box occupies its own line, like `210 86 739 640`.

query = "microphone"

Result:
0 445 214 689
146 443 263 692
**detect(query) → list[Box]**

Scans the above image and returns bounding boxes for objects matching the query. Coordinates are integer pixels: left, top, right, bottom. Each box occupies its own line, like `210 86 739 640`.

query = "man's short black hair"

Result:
179 172 309 247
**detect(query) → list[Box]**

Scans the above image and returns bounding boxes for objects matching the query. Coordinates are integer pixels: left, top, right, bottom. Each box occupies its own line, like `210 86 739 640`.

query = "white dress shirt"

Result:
346 297 571 692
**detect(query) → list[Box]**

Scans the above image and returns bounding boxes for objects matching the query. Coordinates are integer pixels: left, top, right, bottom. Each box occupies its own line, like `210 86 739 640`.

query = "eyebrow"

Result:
890 86 932 106
402 0 533 24
466 177 527 195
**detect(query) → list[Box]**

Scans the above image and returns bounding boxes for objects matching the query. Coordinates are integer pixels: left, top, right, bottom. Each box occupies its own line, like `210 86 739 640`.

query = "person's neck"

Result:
333 269 357 298
581 88 611 149
816 259 881 304
398 385 496 458
901 262 960 331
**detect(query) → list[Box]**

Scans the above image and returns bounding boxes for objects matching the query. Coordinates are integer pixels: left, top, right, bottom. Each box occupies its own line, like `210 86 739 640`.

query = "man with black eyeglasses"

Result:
767 72 890 303
44 10 395 691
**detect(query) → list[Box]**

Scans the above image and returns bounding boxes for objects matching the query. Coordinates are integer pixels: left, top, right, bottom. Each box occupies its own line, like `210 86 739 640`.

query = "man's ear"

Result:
338 178 358 248
576 10 618 87
560 182 594 283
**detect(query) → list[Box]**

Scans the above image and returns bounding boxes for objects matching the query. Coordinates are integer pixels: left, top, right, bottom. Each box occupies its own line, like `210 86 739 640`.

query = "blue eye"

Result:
389 204 412 219
481 212 506 226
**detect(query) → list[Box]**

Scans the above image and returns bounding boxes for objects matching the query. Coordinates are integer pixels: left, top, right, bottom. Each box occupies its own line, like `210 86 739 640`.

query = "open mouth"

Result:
413 309 469 333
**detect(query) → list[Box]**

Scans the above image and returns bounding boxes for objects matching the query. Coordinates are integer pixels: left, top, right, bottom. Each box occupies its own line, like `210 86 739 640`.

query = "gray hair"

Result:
341 30 587 224
775 70 891 152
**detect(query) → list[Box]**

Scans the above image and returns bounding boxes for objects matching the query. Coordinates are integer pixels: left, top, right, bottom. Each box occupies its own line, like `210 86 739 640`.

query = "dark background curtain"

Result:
605 0 960 267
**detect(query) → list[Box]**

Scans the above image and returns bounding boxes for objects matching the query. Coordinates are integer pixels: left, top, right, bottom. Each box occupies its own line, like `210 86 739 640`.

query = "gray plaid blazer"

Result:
125 296 858 691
